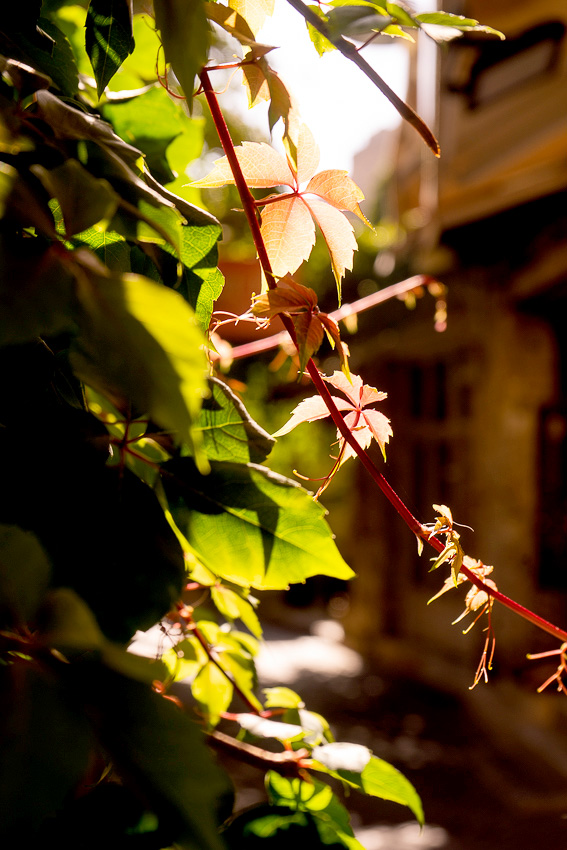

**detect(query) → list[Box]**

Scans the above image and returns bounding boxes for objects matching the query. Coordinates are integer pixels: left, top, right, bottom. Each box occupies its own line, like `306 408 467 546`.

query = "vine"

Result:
0 2 564 848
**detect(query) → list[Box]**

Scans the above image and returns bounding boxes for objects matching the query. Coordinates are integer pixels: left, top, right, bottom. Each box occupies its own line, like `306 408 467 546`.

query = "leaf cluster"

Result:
0 2 422 846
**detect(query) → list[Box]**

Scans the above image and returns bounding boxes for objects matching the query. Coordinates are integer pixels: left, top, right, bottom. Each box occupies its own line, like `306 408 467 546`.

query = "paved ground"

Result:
252 621 567 850
133 619 567 849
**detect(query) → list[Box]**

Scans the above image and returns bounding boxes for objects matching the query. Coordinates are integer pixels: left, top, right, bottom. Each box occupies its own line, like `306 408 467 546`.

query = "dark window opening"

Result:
538 407 567 590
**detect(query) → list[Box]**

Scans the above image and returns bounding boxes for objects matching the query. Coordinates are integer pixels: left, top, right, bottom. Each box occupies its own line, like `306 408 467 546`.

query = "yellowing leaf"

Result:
260 195 315 278
194 128 368 285
302 196 358 286
205 1 255 43
305 169 371 227
241 62 271 107
228 0 275 36
192 141 294 189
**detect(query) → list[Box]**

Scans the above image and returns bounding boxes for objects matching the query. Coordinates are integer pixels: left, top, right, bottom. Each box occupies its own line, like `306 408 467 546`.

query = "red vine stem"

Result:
199 72 567 646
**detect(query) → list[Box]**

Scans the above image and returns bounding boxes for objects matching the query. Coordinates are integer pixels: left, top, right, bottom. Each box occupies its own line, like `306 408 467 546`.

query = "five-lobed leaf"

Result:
193 128 370 288
274 371 392 466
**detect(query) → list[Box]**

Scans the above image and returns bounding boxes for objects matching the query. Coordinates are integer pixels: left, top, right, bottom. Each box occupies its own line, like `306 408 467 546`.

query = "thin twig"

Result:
228 275 434 360
284 0 440 157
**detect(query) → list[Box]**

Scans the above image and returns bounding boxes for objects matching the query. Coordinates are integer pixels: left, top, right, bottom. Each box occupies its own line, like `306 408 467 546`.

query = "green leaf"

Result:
306 5 335 56
86 0 136 97
183 255 224 331
263 686 304 709
101 86 184 184
192 659 234 726
266 774 364 849
0 237 76 346
267 773 334 811
74 228 131 273
165 460 355 590
385 2 417 27
153 0 211 109
38 587 106 652
0 524 51 627
70 250 209 453
191 377 275 465
162 636 208 682
211 584 263 638
14 16 80 96
31 160 119 236
0 665 91 838
77 664 232 849
415 12 504 38
133 199 224 330
320 755 424 825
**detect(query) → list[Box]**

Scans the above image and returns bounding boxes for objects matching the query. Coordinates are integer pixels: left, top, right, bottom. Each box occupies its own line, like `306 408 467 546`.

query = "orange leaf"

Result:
305 170 372 228
318 313 350 379
251 275 318 318
293 311 325 374
260 195 315 278
302 196 357 286
192 142 294 189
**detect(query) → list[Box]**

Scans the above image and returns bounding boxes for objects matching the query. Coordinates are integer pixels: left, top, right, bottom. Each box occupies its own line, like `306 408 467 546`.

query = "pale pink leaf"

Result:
337 411 374 466
362 409 393 457
260 195 315 277
325 371 363 407
294 123 320 185
192 142 294 189
273 394 352 437
305 170 372 227
360 385 388 406
301 196 357 284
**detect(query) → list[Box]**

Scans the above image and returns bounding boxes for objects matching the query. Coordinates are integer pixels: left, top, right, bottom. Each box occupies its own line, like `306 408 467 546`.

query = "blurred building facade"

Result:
346 0 567 714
